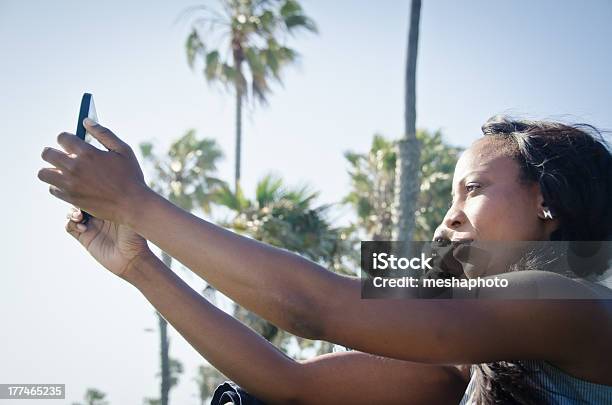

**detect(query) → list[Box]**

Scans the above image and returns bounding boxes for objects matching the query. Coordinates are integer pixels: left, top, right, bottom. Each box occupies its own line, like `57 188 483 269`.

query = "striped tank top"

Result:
460 360 612 404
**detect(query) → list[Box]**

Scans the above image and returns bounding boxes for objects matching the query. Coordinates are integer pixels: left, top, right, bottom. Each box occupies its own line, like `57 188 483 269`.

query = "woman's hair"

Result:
470 115 612 404
482 115 612 243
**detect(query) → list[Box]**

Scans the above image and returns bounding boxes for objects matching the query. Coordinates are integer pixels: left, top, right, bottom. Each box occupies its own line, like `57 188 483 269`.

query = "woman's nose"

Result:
444 202 466 228
433 205 466 240
445 213 463 229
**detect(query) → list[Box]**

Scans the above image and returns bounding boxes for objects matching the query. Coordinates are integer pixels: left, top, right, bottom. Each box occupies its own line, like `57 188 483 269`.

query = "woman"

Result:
38 115 612 404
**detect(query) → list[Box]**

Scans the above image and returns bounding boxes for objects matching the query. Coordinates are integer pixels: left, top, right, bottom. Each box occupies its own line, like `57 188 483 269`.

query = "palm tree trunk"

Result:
159 251 173 405
404 0 420 140
393 0 422 243
234 87 243 194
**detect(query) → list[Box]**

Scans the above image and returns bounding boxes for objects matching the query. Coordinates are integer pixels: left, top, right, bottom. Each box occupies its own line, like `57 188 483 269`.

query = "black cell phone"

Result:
75 93 99 224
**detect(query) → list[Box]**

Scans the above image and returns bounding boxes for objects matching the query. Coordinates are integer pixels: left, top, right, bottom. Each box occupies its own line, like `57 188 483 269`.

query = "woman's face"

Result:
433 137 557 277
434 137 555 243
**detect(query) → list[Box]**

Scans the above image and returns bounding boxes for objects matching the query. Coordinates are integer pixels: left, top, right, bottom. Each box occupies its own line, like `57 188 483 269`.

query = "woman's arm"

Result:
56 207 469 404
298 351 468 404
122 185 612 369
39 122 611 370
126 252 469 404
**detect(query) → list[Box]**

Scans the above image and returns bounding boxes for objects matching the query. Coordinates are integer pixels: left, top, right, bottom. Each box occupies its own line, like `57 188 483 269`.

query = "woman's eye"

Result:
466 183 480 193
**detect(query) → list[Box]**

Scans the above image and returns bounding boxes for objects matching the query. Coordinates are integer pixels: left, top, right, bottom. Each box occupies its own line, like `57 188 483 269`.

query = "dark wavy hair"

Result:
470 115 612 404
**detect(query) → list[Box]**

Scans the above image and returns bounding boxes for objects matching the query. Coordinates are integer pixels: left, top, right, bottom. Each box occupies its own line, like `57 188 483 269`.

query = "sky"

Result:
1 0 611 403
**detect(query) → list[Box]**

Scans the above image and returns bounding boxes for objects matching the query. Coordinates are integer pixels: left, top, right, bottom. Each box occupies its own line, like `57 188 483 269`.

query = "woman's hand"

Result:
66 207 151 279
38 119 149 224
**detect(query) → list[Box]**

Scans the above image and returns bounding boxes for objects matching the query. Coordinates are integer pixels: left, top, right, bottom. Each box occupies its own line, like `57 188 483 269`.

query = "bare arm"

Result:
298 352 468 404
39 122 611 373
125 189 611 368
50 200 469 405
126 252 469 404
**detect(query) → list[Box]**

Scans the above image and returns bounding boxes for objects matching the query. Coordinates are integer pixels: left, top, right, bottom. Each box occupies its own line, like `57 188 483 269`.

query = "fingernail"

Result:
84 118 97 126
76 223 87 232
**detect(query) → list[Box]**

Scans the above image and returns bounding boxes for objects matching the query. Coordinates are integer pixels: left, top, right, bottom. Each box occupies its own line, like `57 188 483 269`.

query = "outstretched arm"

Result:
114 187 612 371
39 122 610 371
127 253 469 404
58 208 468 404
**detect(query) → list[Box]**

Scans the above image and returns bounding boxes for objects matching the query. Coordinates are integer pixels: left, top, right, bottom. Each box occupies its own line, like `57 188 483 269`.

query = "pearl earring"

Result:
543 209 553 219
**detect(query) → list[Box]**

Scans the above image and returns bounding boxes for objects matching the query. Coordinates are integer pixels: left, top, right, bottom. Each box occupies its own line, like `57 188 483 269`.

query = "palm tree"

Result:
183 0 317 194
344 135 397 241
393 0 422 242
413 130 463 240
213 174 357 346
144 358 183 405
344 130 462 242
139 131 225 405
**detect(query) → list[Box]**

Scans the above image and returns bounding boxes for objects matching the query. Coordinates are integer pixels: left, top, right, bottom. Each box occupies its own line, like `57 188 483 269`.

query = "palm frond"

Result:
213 182 250 211
280 0 317 33
204 50 221 81
255 174 285 207
186 29 205 69
182 0 317 102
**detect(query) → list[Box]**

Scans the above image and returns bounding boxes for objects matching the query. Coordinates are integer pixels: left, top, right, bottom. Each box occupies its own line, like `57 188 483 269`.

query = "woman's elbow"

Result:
284 299 327 340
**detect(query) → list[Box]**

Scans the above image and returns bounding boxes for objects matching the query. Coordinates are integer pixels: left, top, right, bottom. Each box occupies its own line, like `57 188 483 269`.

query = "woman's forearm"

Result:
125 186 349 338
122 189 577 367
124 252 470 404
124 251 302 403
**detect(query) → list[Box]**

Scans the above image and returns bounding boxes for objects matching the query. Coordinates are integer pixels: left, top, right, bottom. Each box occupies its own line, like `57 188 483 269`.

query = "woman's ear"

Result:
536 193 560 239
535 188 555 220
